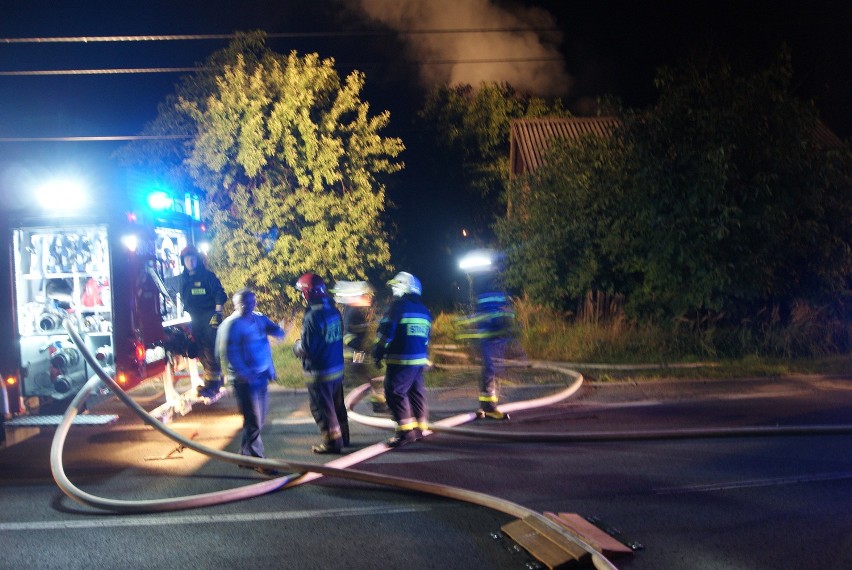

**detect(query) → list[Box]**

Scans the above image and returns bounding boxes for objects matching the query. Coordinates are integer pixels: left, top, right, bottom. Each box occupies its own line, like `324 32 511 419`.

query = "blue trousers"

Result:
233 380 268 458
479 338 507 410
384 365 428 430
307 379 349 445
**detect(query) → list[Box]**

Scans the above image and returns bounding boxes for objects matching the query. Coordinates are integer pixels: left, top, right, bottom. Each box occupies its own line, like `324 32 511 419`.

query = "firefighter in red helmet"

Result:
179 245 228 399
293 273 349 453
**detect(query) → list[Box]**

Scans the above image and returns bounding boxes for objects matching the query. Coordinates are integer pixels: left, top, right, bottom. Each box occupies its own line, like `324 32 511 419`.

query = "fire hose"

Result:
53 320 618 570
55 321 852 568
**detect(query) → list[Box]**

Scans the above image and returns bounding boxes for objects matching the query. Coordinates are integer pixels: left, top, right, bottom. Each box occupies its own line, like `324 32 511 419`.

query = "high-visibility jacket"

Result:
374 294 432 366
458 290 514 340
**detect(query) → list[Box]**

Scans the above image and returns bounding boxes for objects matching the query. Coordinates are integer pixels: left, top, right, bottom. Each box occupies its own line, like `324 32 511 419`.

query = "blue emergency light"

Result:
146 190 174 211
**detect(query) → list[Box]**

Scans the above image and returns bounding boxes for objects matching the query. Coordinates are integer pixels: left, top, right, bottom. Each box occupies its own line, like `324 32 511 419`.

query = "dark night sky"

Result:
1 0 849 304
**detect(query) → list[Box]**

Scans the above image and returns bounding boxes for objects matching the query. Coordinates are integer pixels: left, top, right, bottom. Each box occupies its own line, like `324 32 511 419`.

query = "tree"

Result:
417 83 567 237
499 50 852 339
118 33 403 312
614 51 852 324
497 131 631 310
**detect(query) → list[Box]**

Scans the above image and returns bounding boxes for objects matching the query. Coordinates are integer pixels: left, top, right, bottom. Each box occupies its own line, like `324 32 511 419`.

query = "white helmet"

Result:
332 280 374 305
388 271 422 297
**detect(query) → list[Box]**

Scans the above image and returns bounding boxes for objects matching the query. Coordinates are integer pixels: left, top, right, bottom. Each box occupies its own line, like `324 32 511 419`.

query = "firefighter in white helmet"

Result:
372 272 432 448
334 281 388 413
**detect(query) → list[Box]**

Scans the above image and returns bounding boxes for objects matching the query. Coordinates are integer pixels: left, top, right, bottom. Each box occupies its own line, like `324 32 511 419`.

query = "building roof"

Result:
813 120 845 149
509 116 618 179
509 115 845 180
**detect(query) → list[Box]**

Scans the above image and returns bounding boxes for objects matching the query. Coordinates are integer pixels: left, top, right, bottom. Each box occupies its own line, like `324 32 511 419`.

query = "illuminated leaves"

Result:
137 34 402 312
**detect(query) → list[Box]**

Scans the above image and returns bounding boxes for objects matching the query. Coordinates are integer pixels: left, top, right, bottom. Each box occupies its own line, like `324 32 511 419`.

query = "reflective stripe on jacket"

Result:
375 294 432 366
458 291 514 340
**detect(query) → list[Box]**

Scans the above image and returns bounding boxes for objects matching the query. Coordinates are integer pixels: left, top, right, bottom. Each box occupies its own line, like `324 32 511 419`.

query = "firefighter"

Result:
179 245 227 399
459 272 515 420
294 273 349 454
215 288 284 474
334 281 387 413
373 271 432 448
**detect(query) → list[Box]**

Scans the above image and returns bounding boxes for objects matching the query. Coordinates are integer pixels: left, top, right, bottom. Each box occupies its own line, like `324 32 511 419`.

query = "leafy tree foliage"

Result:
499 51 852 337
497 132 630 309
417 83 567 232
118 33 403 311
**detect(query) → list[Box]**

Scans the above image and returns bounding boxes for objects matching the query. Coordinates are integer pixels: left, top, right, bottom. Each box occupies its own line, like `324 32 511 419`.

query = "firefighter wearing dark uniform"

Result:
459 273 515 420
335 281 388 413
179 245 228 398
373 272 432 448
294 273 349 454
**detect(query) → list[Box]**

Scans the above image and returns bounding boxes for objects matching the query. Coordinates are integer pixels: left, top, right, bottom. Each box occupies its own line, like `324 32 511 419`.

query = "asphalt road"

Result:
3 373 852 569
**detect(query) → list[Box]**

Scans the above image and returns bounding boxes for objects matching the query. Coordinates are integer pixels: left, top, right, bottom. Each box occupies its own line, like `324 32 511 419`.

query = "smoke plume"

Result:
346 0 572 96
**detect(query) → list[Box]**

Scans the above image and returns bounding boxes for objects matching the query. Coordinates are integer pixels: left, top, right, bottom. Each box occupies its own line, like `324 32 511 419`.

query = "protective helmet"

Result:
296 273 329 302
332 280 374 306
387 271 422 297
179 245 198 263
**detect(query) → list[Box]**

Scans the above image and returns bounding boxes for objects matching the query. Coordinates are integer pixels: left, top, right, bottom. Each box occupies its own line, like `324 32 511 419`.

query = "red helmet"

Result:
296 273 328 302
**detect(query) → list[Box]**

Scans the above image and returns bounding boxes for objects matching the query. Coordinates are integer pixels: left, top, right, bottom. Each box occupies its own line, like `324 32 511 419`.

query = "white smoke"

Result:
346 0 572 96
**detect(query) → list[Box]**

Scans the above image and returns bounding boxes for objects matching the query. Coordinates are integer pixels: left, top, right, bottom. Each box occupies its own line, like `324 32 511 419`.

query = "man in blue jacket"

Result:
216 288 284 475
294 273 349 454
373 272 432 448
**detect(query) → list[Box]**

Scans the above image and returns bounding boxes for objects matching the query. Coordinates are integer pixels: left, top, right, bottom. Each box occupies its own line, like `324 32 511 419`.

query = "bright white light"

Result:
121 234 139 252
35 179 88 211
198 241 210 254
146 190 173 211
459 250 494 272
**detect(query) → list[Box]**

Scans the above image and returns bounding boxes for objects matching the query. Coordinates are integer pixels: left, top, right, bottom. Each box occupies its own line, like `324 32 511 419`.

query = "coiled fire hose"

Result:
53 320 618 570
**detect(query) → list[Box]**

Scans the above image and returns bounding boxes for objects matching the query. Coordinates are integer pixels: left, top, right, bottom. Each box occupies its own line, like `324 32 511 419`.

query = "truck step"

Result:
4 414 118 427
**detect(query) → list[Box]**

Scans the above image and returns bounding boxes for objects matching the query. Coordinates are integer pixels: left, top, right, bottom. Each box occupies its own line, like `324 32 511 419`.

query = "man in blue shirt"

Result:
216 288 284 474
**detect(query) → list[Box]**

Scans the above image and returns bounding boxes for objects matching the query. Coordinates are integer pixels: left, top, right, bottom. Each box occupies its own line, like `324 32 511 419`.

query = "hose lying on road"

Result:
53 320 619 570
343 360 585 433
347 359 852 442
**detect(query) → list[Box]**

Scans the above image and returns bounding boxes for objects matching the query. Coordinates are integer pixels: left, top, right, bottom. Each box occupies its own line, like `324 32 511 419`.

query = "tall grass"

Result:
271 294 851 388
512 294 697 362
505 294 849 363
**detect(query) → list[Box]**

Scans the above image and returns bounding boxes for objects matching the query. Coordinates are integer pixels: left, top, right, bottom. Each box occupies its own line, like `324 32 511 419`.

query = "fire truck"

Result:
0 167 205 428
